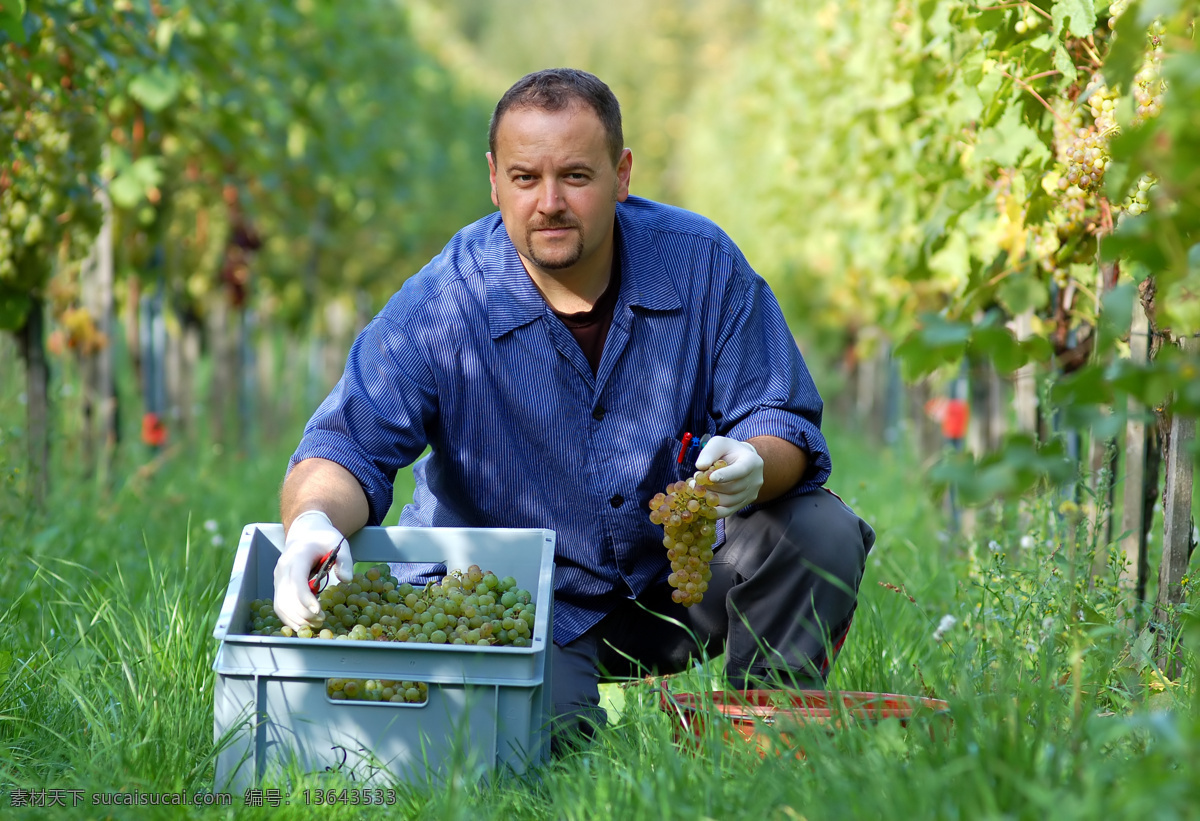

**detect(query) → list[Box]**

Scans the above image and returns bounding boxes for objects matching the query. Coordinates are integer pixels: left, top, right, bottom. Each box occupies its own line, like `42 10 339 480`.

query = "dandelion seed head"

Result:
204 519 219 532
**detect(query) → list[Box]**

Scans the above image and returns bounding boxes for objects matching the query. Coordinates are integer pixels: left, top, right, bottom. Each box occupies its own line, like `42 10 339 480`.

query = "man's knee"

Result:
731 489 873 593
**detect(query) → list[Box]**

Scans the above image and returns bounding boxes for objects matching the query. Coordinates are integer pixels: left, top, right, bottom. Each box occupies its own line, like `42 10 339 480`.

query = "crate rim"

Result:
212 522 556 644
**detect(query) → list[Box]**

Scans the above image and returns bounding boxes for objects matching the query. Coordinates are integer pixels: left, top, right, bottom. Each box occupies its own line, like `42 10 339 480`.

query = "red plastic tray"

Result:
659 688 951 756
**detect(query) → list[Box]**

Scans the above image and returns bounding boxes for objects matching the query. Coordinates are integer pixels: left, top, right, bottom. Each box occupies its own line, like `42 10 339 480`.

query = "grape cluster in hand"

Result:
249 564 536 647
648 460 725 606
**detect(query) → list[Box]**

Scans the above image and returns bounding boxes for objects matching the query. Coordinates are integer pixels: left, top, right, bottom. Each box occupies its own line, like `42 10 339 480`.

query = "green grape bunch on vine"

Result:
0 3 114 332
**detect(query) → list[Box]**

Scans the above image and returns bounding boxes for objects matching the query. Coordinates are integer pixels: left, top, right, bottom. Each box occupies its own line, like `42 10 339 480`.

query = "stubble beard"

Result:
525 221 585 271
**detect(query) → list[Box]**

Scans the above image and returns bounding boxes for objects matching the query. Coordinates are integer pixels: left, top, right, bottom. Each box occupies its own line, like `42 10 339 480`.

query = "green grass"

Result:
0 357 1196 819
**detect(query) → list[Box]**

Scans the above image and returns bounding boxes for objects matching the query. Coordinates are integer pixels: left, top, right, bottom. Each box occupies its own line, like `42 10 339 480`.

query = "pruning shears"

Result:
308 536 347 595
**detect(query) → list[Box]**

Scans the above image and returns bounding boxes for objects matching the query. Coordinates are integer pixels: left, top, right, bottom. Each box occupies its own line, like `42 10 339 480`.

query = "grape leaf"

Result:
0 0 26 43
975 105 1044 168
1104 0 1145 92
930 434 1074 505
110 157 164 209
128 67 182 112
998 272 1050 314
0 289 30 331
1052 0 1097 38
969 325 1028 374
1054 42 1078 84
894 315 973 379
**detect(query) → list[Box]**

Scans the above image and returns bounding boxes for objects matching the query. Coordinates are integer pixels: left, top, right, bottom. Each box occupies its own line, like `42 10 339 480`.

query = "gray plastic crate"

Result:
212 523 555 791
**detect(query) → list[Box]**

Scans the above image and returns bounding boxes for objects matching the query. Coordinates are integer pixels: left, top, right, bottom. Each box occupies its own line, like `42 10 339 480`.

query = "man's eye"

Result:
515 174 535 182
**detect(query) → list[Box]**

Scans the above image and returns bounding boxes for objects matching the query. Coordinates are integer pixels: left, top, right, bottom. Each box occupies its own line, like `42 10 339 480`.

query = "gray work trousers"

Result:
551 488 875 740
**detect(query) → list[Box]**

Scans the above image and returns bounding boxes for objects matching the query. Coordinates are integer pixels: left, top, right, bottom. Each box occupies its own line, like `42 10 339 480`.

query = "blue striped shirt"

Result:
289 196 831 644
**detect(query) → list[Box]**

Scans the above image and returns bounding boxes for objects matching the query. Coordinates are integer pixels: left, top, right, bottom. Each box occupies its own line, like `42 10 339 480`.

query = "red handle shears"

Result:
308 536 347 595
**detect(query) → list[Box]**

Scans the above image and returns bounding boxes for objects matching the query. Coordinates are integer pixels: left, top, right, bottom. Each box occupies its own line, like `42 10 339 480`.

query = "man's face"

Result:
488 103 631 277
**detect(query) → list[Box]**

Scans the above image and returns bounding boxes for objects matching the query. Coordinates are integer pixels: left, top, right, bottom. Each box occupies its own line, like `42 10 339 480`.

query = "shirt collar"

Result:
484 198 681 340
484 219 548 340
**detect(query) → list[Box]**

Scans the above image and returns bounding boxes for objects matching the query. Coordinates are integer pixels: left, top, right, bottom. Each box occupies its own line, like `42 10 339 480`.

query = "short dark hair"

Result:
489 68 624 165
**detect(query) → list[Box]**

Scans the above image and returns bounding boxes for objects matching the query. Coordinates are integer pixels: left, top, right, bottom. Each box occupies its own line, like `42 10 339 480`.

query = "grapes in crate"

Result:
648 460 725 606
249 564 536 646
327 677 429 704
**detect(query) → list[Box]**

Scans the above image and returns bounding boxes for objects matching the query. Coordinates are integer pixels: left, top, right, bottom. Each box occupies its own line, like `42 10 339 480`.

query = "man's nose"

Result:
536 179 565 213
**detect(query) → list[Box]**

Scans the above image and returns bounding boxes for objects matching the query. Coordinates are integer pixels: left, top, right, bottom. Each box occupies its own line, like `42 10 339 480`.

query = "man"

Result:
274 68 874 740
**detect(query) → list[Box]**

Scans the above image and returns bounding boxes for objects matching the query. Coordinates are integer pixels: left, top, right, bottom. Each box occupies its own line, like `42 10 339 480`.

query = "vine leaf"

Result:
129 66 182 112
0 0 26 44
1052 0 1097 38
1054 42 1078 84
0 289 30 331
976 106 1044 168
110 157 164 210
1104 0 1145 92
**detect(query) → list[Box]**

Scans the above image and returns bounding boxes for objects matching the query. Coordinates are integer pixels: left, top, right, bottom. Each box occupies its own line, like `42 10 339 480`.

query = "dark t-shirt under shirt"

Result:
552 251 621 377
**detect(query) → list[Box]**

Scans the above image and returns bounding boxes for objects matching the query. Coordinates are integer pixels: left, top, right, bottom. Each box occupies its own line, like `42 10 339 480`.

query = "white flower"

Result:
204 519 219 533
211 534 225 547
933 614 957 642
1025 642 1038 654
988 540 1002 552
1042 617 1054 632
1020 535 1036 549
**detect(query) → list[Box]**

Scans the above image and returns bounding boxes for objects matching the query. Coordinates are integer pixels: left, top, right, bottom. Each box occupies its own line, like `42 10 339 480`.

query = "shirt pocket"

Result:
666 436 699 483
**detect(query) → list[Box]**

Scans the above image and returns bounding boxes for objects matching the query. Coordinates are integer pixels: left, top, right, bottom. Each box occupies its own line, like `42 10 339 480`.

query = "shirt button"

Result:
610 494 624 508
592 405 605 421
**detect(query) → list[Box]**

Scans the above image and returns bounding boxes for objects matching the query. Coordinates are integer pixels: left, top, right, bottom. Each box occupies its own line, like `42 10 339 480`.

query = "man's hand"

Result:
273 510 355 631
695 436 765 518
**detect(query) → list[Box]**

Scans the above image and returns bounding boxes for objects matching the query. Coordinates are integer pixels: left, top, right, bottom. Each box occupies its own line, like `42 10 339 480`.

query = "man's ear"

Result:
615 148 633 202
487 152 500 208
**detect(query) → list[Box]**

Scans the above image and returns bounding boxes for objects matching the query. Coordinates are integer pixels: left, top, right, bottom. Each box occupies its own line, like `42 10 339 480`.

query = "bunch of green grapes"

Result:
648 461 725 606
248 564 537 647
1014 8 1043 34
1133 27 1167 124
1051 99 1083 166
1029 224 1062 273
1107 0 1130 29
1085 80 1119 135
1120 174 1157 217
1062 126 1110 198
1 22 105 289
1055 78 1120 199
327 678 429 704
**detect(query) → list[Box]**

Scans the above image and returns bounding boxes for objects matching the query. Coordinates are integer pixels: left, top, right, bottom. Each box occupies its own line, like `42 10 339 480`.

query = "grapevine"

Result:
250 564 537 647
648 460 725 606
0 14 106 314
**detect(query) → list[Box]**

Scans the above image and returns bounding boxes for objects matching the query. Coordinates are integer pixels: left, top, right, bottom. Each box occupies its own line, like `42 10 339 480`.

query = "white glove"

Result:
695 436 764 518
273 510 354 631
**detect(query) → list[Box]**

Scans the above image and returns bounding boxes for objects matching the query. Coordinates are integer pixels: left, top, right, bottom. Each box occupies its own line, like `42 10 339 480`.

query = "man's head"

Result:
489 68 624 168
487 69 632 283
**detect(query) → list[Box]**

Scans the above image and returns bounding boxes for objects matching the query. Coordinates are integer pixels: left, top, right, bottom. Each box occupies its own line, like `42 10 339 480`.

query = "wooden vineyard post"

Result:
80 185 117 485
1154 336 1196 677
1087 258 1117 582
854 331 880 441
17 296 49 506
1119 299 1151 608
1012 310 1039 435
